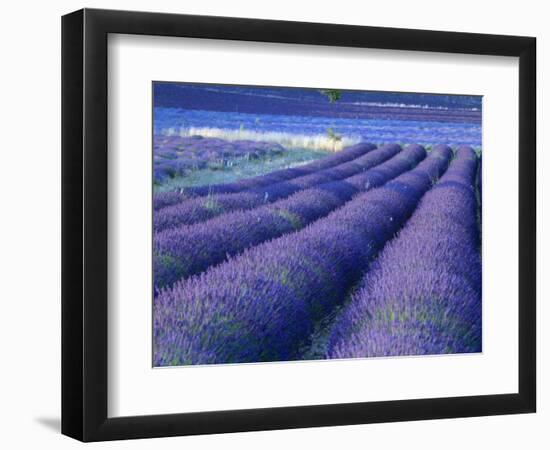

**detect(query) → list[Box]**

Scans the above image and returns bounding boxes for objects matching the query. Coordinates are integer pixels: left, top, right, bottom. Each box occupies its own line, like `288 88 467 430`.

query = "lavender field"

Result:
152 83 482 366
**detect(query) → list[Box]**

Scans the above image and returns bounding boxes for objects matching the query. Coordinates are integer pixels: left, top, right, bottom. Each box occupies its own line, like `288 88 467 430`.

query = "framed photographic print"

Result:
61 8 536 442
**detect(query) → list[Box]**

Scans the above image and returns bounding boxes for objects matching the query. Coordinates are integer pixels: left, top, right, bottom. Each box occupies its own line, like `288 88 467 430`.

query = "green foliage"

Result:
276 209 303 230
319 89 342 103
326 127 342 142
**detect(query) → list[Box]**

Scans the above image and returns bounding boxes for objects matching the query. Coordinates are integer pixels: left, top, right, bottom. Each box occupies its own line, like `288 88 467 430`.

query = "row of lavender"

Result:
154 135 286 184
154 144 425 291
153 145 458 366
153 141 376 209
154 143 397 231
327 147 481 357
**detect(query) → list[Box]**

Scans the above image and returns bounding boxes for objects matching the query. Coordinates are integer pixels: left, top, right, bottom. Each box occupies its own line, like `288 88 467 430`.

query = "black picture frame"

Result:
62 8 536 442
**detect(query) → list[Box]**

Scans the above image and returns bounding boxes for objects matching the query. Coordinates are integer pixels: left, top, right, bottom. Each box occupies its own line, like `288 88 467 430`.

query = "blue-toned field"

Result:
152 83 482 366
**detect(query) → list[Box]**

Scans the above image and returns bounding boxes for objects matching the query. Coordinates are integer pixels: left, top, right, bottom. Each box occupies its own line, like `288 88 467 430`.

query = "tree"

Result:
319 89 342 103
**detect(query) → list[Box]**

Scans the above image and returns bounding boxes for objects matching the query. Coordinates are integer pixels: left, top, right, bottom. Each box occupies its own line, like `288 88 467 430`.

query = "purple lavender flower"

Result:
153 142 376 210
153 145 453 366
153 144 398 231
327 147 481 359
153 144 426 291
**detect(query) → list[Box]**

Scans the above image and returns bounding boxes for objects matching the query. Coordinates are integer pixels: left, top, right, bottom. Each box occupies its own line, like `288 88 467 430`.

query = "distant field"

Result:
155 107 482 148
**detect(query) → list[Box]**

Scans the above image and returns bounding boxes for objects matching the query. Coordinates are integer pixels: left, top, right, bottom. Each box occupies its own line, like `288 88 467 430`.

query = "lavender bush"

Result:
153 135 286 184
153 144 426 290
327 147 481 358
153 145 453 366
153 144 397 231
153 142 376 210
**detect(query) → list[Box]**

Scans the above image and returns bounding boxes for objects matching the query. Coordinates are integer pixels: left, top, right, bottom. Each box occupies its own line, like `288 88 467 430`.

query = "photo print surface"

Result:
152 82 482 367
